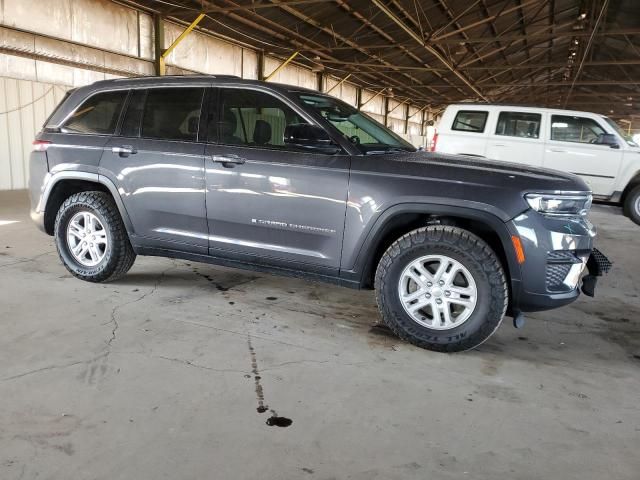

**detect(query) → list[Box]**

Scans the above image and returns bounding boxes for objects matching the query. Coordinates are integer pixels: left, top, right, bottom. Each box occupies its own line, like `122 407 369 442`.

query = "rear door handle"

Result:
492 144 506 147
112 145 137 157
550 148 567 153
212 154 246 167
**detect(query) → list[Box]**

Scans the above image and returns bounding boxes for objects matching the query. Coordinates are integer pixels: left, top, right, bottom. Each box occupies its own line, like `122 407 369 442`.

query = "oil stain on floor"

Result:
247 334 293 427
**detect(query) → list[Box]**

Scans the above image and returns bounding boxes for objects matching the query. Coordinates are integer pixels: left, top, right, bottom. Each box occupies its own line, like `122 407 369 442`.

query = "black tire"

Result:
374 225 508 352
54 191 136 282
623 185 640 226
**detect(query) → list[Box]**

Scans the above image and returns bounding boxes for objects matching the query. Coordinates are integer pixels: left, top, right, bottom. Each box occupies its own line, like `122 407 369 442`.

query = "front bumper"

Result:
510 210 609 313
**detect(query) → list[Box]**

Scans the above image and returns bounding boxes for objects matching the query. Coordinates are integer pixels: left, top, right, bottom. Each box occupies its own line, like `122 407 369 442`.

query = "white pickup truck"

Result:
434 104 640 224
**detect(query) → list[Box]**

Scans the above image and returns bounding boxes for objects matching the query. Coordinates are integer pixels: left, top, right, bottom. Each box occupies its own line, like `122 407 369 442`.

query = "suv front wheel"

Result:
375 225 508 352
54 191 136 282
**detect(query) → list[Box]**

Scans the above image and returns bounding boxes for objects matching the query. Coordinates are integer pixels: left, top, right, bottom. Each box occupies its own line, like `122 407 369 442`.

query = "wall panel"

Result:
0 77 69 190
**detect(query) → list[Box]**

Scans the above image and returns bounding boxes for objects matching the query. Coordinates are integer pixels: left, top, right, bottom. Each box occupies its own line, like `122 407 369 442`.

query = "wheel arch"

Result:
42 172 134 236
345 204 522 298
620 171 640 205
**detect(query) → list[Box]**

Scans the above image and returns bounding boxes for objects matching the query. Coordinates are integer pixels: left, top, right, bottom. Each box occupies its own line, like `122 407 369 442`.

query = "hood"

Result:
352 151 591 221
385 151 589 192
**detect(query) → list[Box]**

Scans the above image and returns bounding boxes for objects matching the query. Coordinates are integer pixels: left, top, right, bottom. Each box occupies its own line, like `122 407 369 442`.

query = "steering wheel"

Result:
349 135 361 145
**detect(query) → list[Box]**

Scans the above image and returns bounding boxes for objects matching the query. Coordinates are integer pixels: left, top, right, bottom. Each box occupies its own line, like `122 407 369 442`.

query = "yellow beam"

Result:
159 12 205 75
325 73 351 94
359 88 386 108
264 51 299 81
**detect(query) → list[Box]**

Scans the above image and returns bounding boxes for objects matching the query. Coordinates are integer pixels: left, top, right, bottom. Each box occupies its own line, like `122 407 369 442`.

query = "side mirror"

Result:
284 124 340 154
595 133 620 149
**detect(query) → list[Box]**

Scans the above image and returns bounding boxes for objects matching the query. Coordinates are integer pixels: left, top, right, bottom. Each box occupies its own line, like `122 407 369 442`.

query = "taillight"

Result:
429 133 438 152
32 140 51 152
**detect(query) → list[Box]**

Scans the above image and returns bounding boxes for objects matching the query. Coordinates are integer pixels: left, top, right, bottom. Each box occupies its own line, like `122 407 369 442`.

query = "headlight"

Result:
525 193 592 216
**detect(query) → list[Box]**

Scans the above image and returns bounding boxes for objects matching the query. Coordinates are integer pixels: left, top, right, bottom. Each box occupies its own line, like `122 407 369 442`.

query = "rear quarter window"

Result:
61 90 128 135
452 110 488 133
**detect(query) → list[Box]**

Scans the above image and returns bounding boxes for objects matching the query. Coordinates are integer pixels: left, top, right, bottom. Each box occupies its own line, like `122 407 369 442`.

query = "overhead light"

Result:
610 110 614 114
579 12 587 19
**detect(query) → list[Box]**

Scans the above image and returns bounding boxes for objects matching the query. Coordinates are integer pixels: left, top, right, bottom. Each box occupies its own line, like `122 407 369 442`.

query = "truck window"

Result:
495 112 541 139
551 115 606 144
61 90 127 135
452 111 488 133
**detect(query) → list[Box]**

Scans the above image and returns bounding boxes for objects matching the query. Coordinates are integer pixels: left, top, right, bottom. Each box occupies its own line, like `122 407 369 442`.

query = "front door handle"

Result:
112 145 137 157
550 148 567 153
212 154 246 167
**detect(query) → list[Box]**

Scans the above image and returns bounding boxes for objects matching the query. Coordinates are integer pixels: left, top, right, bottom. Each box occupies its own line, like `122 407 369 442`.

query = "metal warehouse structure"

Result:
0 0 639 190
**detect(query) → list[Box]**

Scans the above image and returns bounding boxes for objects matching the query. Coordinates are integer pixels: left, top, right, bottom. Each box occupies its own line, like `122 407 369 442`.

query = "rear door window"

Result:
61 90 127 135
550 115 607 144
452 110 488 133
141 87 205 142
495 112 541 139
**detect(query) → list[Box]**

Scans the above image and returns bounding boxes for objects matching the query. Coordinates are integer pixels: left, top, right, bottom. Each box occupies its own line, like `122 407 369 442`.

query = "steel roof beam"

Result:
371 0 488 101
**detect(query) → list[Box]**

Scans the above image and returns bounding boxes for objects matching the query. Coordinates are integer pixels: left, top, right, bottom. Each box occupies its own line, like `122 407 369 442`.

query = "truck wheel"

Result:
54 191 136 282
375 225 508 352
623 185 640 225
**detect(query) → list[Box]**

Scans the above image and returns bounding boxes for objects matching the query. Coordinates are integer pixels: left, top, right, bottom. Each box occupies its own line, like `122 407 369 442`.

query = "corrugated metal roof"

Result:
119 0 640 121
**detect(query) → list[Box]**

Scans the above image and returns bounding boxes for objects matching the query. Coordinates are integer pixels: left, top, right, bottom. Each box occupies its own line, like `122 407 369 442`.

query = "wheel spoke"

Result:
93 232 108 244
72 242 84 256
402 289 426 304
413 262 434 283
441 302 453 327
449 285 475 297
433 259 451 282
408 298 430 313
448 296 474 308
442 262 462 286
406 271 427 288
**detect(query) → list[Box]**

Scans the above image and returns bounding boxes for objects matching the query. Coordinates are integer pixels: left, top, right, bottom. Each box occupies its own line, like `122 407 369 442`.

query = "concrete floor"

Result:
0 190 639 480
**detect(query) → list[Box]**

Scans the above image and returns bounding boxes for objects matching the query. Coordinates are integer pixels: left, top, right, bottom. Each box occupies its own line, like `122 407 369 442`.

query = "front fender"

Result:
340 202 522 290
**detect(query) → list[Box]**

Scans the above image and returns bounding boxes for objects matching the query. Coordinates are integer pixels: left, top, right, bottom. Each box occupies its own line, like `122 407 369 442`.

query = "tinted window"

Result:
120 89 147 137
551 115 606 144
62 90 127 135
141 88 204 141
452 110 488 133
495 112 541 138
218 88 307 148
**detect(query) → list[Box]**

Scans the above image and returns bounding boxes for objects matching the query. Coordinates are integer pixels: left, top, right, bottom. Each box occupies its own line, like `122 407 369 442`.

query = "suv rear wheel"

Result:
54 191 136 282
623 185 640 225
375 225 508 352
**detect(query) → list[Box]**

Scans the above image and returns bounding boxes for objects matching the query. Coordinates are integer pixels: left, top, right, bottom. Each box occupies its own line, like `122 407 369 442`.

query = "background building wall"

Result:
0 0 426 190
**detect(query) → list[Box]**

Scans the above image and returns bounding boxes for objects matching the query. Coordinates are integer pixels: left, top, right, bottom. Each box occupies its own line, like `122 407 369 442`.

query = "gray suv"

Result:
29 75 610 352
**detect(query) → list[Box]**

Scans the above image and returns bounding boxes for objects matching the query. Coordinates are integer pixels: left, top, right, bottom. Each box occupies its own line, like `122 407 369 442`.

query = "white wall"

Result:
0 77 70 189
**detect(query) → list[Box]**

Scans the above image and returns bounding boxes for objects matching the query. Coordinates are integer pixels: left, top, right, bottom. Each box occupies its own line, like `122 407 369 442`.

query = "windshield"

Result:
602 117 639 147
297 93 416 154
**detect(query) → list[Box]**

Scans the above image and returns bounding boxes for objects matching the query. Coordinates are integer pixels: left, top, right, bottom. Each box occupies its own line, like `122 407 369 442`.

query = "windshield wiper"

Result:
365 146 412 155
